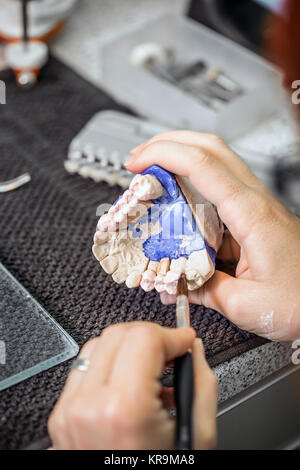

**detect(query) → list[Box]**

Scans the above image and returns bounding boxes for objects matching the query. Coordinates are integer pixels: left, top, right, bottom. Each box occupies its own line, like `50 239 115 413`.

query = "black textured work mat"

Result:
0 57 266 450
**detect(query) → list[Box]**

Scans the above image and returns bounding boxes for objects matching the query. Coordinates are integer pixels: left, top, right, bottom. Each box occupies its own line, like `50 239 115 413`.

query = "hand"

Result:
48 322 217 450
126 131 300 342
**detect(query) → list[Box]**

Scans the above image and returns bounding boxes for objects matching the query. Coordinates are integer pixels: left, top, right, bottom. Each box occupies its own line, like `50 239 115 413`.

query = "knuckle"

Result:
102 398 141 435
253 194 274 221
101 323 124 338
67 398 88 428
129 324 160 348
207 133 225 147
48 408 66 438
192 148 212 169
151 130 172 141
225 292 241 318
145 141 164 156
80 337 98 355
218 185 245 219
67 396 106 431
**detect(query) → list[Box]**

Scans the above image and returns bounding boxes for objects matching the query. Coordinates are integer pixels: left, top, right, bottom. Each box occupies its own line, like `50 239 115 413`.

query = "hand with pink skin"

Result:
126 131 300 342
48 323 217 450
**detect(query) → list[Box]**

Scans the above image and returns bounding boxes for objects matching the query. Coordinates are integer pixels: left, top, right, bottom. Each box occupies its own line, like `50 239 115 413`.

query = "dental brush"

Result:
174 274 194 450
22 0 29 49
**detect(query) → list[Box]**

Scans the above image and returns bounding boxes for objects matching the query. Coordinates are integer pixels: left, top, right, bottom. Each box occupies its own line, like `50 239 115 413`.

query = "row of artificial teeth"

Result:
97 182 143 232
97 175 165 231
69 147 127 171
64 159 134 188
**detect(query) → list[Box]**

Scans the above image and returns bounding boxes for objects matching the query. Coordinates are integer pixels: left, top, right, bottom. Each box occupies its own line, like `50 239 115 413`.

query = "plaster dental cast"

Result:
48 0 300 450
93 166 223 294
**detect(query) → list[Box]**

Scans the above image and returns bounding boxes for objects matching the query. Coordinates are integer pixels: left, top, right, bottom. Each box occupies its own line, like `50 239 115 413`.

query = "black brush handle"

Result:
174 352 194 450
22 0 29 44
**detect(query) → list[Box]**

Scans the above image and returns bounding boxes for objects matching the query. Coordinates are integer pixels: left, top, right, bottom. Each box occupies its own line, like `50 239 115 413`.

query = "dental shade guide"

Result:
93 165 224 294
64 111 169 188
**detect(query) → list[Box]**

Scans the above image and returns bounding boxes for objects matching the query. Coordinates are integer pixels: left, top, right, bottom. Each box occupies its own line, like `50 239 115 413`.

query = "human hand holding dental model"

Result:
48 322 217 450
125 131 300 342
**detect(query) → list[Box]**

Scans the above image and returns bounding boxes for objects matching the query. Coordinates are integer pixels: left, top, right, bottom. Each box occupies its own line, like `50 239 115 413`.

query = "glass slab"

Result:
0 263 79 391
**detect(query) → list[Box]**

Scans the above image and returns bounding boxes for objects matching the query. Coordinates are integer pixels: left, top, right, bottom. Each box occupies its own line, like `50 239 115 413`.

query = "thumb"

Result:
189 271 253 327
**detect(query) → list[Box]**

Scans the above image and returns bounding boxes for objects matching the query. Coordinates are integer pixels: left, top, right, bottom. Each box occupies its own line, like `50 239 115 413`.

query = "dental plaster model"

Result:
93 166 224 294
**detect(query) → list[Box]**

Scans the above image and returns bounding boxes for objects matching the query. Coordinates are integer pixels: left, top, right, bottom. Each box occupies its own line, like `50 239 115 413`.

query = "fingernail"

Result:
130 142 146 155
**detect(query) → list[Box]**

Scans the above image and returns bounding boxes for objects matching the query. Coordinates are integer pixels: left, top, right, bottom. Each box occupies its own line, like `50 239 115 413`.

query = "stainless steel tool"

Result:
0 173 31 193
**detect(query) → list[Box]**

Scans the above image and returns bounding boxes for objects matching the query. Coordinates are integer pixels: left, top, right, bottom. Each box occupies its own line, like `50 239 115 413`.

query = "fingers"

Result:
75 324 127 397
48 338 98 450
159 339 218 450
62 339 98 398
110 323 196 387
189 270 261 330
134 131 260 188
126 139 258 245
189 270 239 316
192 339 218 450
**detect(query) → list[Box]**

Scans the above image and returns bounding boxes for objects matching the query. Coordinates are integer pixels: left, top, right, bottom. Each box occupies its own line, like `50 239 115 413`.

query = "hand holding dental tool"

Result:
48 321 217 450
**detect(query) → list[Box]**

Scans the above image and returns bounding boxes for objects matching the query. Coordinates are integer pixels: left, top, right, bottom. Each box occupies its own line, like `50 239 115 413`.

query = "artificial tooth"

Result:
93 231 109 245
157 258 170 275
100 255 119 275
126 270 143 288
89 167 108 182
78 166 92 178
154 274 166 293
185 268 201 282
140 269 156 292
112 266 129 284
186 250 213 280
170 257 186 274
105 173 120 186
92 243 109 261
148 261 159 272
187 279 200 291
64 160 79 174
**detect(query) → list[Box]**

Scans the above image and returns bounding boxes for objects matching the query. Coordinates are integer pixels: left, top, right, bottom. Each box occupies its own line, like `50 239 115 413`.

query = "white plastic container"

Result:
101 14 283 141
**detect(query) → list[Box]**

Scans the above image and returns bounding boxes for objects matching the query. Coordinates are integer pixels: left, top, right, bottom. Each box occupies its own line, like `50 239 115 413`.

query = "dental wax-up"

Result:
93 165 224 292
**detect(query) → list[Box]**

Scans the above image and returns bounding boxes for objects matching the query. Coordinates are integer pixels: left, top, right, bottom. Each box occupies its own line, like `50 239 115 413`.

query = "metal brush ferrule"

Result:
176 295 190 328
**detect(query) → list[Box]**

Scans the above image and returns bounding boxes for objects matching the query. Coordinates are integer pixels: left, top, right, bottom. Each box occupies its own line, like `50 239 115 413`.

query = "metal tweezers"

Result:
0 173 31 193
